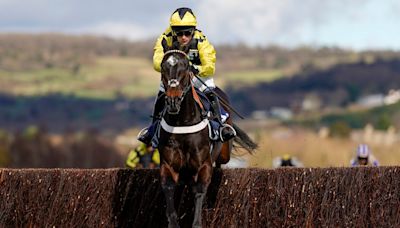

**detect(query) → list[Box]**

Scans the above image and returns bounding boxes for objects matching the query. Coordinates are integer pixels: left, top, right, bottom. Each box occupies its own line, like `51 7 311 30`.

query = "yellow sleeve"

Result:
153 28 173 72
125 149 139 169
137 144 147 156
196 35 216 77
152 149 160 165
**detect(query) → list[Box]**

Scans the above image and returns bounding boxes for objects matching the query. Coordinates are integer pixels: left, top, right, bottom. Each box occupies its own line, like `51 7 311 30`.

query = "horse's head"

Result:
161 49 192 114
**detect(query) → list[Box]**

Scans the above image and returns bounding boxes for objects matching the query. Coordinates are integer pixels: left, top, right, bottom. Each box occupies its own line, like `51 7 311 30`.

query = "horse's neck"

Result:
165 90 203 126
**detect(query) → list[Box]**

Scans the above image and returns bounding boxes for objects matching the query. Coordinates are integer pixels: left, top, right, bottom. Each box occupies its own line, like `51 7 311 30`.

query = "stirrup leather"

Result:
219 124 237 142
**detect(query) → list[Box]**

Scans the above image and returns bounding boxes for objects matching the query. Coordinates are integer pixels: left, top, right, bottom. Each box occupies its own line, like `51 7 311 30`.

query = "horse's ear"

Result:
162 38 172 52
172 41 180 50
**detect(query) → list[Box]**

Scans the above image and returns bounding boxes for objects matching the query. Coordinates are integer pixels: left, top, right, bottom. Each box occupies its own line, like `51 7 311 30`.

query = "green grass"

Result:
0 57 160 99
290 101 400 131
0 57 286 99
217 70 285 87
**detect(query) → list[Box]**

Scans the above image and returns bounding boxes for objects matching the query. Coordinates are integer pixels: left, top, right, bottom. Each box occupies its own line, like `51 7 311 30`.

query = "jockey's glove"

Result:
190 64 199 75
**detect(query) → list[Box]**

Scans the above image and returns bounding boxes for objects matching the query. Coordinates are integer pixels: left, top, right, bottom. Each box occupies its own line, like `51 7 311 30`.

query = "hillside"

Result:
1 34 400 133
1 33 400 99
229 59 400 115
1 33 399 73
1 59 400 134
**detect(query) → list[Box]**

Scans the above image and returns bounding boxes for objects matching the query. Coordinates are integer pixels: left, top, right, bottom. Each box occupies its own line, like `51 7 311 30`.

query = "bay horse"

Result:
158 48 257 228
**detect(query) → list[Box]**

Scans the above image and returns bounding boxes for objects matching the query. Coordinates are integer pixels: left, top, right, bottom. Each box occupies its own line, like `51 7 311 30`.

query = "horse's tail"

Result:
233 123 258 154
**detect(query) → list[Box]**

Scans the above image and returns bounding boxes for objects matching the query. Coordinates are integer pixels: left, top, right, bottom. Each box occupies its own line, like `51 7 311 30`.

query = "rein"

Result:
163 49 189 59
163 50 203 112
160 50 207 134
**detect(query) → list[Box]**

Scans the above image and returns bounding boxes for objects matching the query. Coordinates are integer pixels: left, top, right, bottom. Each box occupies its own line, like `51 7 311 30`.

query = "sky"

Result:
0 0 399 50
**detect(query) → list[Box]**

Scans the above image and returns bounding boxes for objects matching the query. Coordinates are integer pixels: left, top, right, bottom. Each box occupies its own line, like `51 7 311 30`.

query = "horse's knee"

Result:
193 164 212 193
161 163 180 184
192 182 208 194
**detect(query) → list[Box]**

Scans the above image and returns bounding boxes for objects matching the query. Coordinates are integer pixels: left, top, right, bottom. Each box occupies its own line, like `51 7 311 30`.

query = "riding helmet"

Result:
170 7 197 29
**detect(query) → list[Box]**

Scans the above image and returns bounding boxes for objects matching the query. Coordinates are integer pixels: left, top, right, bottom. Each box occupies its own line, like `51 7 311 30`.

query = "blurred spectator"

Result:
126 143 160 169
273 154 303 168
350 143 379 166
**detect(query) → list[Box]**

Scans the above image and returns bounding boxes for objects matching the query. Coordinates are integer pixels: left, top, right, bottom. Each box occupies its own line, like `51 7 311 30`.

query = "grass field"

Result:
117 122 398 168
216 69 285 87
0 56 288 99
0 57 161 99
247 126 399 168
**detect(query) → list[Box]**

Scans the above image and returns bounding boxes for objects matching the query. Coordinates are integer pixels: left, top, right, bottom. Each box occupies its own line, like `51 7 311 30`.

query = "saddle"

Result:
150 87 231 147
194 88 229 120
193 88 230 140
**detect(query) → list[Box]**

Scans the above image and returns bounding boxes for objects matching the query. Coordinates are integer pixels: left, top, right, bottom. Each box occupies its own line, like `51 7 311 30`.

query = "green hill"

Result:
1 33 400 100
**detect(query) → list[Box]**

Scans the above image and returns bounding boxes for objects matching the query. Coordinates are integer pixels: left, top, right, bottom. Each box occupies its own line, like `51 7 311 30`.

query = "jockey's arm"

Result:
370 154 379 166
196 36 216 77
126 149 140 168
152 149 161 166
153 37 166 72
292 158 304 167
153 29 216 77
125 144 147 169
153 29 173 72
350 158 358 166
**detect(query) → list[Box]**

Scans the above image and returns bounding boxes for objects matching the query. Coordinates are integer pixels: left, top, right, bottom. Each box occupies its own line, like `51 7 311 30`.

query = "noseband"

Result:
163 50 192 114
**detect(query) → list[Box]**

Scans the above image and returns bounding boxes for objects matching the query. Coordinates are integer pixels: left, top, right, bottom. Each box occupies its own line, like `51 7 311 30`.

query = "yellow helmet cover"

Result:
170 7 197 27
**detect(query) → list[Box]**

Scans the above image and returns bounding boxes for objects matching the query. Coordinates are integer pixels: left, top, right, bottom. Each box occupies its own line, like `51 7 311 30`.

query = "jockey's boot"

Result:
206 92 236 142
137 92 165 145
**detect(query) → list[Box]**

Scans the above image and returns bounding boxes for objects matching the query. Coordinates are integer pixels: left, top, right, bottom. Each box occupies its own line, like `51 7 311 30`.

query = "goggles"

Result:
175 30 193 37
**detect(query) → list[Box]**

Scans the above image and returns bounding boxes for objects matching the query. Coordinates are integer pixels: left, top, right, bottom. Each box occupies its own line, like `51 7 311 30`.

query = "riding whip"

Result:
193 74 245 119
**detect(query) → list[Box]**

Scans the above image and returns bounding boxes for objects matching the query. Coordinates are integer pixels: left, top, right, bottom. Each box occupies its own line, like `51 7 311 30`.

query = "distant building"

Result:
251 110 268 120
357 94 384 108
270 107 293 120
356 90 400 108
302 94 322 111
384 89 400 105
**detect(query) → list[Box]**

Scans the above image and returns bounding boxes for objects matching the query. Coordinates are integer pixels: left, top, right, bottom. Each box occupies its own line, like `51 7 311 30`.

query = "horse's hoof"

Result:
168 221 180 228
192 222 202 228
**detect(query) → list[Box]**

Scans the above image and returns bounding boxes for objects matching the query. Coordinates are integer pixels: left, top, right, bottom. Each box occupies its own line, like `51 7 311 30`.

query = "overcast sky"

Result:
0 0 399 50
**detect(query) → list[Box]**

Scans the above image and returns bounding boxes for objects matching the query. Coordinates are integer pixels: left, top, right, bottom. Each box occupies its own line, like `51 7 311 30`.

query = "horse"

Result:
158 48 257 228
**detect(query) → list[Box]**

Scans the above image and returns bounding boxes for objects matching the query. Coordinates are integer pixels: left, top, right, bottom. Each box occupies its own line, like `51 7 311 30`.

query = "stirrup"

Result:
219 124 237 142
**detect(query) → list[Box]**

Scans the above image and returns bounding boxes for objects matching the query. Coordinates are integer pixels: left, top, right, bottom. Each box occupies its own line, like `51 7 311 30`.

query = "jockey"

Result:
126 143 160 168
350 143 379 166
138 7 236 146
272 154 303 168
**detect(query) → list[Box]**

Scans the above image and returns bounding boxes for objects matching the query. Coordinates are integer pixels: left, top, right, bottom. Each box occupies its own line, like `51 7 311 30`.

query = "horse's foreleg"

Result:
216 140 232 166
161 164 180 228
192 163 212 228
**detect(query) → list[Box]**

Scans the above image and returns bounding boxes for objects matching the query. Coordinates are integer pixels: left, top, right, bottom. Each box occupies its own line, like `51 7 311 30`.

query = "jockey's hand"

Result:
190 64 199 75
